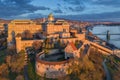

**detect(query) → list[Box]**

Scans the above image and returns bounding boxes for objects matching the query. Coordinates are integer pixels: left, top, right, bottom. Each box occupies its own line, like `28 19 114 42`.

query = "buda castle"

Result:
7 13 85 52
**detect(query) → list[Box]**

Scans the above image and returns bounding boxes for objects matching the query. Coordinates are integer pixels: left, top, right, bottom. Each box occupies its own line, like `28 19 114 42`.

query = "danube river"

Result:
90 25 120 48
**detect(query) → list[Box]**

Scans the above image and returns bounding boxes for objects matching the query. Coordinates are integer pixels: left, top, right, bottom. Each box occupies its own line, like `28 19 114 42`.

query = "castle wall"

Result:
15 37 43 53
113 50 120 58
47 34 59 38
46 24 69 34
60 38 78 43
60 32 70 38
84 40 113 55
7 20 42 43
75 33 85 41
0 23 4 31
36 53 72 78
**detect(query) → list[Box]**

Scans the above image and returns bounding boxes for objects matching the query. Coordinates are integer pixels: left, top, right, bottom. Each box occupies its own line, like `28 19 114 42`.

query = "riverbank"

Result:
90 25 120 48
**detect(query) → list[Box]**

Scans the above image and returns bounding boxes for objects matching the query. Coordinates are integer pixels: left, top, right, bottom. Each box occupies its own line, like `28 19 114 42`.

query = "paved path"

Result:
102 59 111 80
24 53 29 80
24 65 29 80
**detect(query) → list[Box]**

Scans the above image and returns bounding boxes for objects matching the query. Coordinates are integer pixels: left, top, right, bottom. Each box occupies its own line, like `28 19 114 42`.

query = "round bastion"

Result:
35 50 72 78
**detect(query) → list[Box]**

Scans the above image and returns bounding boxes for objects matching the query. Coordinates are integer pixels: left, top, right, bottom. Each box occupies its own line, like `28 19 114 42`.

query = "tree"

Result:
5 56 11 67
7 45 16 55
51 43 54 48
15 75 24 80
75 40 78 47
28 62 35 80
45 43 49 49
32 41 42 50
22 30 33 39
66 51 105 80
0 63 9 80
44 49 49 56
6 50 25 73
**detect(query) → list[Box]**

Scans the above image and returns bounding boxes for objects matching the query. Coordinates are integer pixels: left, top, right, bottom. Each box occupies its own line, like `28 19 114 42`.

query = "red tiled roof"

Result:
69 42 77 51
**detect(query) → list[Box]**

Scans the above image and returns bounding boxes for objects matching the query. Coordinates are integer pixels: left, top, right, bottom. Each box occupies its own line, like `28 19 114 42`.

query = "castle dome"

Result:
48 13 53 17
48 13 54 21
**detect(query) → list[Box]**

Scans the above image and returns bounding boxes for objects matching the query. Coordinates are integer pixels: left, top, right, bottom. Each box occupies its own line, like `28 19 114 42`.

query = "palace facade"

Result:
7 20 42 45
0 23 4 32
7 13 85 52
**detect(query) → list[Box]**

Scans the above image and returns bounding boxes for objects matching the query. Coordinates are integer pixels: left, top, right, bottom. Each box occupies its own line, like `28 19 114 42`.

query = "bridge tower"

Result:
106 30 110 41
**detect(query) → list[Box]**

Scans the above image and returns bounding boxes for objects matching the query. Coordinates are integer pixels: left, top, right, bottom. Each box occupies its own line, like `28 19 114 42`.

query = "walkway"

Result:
102 59 111 80
24 52 29 80
24 65 29 80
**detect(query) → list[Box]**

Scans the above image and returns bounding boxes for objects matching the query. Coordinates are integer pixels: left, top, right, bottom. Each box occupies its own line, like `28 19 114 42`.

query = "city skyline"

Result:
0 0 120 21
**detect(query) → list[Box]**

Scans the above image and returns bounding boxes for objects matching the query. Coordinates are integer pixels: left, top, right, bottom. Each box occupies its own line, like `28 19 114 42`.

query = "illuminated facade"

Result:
0 23 4 31
6 13 115 79
7 20 42 44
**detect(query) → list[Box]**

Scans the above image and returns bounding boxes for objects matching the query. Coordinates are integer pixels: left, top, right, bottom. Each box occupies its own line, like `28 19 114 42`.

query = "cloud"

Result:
68 6 84 12
53 9 63 13
63 0 82 5
25 13 43 19
92 0 120 7
0 0 50 18
56 11 120 21
62 0 85 12
57 3 62 7
63 0 120 8
0 0 119 20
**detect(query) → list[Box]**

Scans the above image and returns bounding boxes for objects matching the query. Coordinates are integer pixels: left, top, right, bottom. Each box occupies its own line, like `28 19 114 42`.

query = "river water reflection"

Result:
90 25 120 48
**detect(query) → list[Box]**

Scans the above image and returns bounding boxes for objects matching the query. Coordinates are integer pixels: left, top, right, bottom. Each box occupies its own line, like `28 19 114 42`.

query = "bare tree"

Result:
22 30 33 39
15 75 24 80
32 41 42 50
0 63 9 80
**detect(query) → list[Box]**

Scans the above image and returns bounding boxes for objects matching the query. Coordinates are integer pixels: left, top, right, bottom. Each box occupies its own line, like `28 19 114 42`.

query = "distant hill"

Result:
0 19 11 24
0 18 119 26
32 18 90 26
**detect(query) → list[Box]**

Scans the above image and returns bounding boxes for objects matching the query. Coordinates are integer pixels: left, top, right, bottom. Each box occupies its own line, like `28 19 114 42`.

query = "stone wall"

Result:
46 24 69 34
7 20 42 44
75 33 85 41
0 23 4 31
60 38 78 43
36 52 72 78
16 37 43 53
113 50 120 58
84 40 113 55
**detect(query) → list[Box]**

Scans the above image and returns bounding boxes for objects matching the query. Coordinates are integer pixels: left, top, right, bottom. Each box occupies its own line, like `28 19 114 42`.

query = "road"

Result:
102 59 111 80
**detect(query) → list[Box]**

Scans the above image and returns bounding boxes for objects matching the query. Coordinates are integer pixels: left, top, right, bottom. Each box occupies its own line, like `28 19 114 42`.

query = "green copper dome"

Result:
48 13 53 17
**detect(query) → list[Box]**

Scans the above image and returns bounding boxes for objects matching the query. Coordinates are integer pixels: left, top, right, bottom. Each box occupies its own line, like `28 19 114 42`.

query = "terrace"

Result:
40 49 65 62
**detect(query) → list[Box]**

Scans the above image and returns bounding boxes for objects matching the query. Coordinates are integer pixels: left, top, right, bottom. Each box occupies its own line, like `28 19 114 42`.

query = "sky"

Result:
0 0 120 21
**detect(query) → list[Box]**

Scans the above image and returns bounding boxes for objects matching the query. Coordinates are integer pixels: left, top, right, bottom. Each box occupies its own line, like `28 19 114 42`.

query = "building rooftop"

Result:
69 42 77 51
10 19 34 24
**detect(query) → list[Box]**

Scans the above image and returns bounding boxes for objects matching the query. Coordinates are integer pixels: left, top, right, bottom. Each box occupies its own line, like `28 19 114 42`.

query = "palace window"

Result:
46 68 49 70
38 65 39 68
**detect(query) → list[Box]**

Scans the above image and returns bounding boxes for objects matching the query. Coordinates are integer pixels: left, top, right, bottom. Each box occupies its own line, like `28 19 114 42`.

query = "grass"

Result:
0 49 5 55
0 49 6 64
9 71 18 80
27 54 41 80
113 56 120 63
